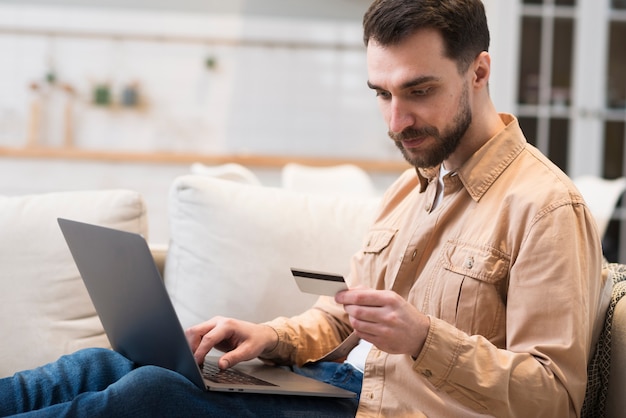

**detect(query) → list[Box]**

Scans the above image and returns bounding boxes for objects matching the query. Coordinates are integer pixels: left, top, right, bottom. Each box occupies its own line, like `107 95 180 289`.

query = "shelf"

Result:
0 146 410 173
0 23 363 52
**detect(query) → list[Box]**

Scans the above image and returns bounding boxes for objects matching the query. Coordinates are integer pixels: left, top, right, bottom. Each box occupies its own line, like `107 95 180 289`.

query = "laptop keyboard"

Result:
201 361 277 387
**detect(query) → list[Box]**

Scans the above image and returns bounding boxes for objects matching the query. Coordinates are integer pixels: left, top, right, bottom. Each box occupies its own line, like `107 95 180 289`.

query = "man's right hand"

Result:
185 317 279 369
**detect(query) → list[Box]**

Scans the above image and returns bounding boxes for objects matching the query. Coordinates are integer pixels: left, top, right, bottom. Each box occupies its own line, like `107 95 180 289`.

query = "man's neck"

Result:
444 108 506 172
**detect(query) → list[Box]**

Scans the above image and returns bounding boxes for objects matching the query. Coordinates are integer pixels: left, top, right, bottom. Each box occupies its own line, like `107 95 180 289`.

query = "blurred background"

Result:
0 0 625 256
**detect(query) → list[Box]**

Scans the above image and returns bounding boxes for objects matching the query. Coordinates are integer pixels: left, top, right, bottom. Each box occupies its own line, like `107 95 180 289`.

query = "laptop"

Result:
57 218 355 398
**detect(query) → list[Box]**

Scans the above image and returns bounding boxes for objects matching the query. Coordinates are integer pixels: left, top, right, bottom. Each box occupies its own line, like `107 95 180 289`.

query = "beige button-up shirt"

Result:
263 114 611 417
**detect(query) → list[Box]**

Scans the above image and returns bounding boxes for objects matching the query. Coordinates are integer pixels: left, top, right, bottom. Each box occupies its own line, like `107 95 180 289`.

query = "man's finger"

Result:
194 326 231 364
336 288 387 306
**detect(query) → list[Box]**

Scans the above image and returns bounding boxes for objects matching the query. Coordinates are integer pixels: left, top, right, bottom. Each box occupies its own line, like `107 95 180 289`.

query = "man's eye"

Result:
375 90 391 100
412 88 430 96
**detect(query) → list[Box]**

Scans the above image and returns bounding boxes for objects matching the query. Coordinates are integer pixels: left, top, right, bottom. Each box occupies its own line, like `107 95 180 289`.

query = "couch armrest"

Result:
607 296 626 418
150 244 168 278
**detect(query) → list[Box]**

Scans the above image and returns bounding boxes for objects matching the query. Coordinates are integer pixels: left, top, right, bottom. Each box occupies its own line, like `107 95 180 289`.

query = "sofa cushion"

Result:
164 175 380 329
0 189 148 377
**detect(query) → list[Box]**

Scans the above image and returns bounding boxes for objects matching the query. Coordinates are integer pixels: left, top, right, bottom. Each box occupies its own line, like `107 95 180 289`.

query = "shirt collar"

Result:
416 166 439 192
416 113 526 201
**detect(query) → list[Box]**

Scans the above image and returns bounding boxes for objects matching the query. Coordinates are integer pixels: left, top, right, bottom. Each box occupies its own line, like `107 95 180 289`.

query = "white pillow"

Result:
165 175 380 329
0 189 148 377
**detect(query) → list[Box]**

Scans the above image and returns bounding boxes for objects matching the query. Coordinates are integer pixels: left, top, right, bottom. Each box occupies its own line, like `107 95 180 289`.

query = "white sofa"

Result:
0 174 624 417
0 188 149 375
0 175 380 376
164 175 380 328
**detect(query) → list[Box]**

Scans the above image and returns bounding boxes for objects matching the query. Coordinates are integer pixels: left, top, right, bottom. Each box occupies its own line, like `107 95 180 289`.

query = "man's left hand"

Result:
335 288 430 358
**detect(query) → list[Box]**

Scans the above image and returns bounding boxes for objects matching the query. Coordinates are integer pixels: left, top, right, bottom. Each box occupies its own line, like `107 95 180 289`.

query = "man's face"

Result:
367 29 473 169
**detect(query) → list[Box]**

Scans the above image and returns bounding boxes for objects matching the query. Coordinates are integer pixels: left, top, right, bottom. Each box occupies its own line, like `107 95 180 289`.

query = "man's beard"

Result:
389 85 472 169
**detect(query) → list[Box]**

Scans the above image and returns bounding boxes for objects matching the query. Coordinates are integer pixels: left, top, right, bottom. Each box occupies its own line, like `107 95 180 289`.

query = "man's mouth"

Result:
400 136 428 149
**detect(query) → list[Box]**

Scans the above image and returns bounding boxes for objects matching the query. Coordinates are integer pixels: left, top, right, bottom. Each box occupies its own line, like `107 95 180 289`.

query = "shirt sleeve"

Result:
260 295 353 366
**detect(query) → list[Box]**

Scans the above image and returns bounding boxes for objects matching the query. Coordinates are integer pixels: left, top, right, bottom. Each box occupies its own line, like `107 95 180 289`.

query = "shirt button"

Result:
411 249 417 261
422 369 433 378
425 203 432 212
464 256 474 269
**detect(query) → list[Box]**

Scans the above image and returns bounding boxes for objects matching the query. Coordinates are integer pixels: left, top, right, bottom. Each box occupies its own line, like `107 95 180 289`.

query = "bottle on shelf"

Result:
26 82 42 148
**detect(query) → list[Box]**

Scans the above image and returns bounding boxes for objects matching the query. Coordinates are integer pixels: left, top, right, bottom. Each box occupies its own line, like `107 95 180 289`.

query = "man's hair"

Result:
363 0 490 73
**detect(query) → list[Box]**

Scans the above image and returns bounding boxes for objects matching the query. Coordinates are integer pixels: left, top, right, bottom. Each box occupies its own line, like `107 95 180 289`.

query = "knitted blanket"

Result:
582 261 626 418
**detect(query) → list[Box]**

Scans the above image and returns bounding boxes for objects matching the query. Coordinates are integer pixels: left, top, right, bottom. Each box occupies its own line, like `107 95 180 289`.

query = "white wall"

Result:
0 4 395 160
483 0 520 114
0 2 517 158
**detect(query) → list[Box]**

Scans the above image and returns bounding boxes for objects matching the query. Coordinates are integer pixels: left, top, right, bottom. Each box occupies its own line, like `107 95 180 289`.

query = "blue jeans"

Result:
0 348 361 417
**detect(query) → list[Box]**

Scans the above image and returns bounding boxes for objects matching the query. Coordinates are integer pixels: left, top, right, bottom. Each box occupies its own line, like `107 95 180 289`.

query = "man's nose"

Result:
388 99 415 134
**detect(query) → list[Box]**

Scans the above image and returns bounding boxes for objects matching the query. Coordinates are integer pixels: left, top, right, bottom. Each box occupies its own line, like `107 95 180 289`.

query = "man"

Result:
0 0 611 416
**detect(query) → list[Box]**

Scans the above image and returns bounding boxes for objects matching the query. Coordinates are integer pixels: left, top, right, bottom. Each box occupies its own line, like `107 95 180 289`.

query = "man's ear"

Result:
472 51 491 88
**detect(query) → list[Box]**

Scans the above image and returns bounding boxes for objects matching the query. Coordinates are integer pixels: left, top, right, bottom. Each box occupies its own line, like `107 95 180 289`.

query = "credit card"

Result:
290 268 348 296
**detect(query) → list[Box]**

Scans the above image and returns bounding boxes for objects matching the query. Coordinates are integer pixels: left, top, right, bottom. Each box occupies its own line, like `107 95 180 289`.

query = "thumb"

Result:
218 346 251 370
217 356 232 370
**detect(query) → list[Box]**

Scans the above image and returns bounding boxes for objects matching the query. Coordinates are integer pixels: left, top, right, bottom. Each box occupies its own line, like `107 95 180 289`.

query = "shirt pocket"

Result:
359 228 397 288
363 228 396 254
438 240 510 340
